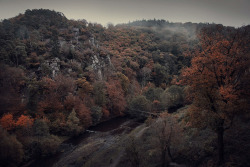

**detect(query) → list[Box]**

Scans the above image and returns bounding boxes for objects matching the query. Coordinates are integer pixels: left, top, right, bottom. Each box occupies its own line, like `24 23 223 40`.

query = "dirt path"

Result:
52 119 142 167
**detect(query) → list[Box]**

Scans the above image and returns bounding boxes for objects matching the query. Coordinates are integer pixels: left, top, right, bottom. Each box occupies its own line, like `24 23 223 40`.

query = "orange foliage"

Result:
181 26 249 122
180 26 250 165
0 113 15 130
76 77 93 95
15 115 34 128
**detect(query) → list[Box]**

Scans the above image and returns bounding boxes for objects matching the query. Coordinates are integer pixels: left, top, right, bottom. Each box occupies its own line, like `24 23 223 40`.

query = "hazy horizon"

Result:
0 0 250 27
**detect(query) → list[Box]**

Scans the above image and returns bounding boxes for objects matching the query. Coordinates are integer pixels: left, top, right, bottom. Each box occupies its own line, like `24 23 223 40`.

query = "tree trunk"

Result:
217 121 225 166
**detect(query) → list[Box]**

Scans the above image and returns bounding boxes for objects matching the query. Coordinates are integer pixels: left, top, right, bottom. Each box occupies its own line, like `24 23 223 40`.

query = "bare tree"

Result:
153 113 182 167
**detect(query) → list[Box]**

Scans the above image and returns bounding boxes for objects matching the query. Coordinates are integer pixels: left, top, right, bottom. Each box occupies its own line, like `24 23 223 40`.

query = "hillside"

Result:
0 9 199 122
0 9 249 167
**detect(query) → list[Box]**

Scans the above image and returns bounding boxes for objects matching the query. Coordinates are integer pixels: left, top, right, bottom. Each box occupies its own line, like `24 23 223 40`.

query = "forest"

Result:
0 9 249 167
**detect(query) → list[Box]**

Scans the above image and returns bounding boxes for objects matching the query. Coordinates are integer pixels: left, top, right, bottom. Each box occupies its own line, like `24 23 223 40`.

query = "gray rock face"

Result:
90 53 114 80
44 57 60 78
89 36 99 48
91 54 103 80
42 33 113 80
88 37 113 80
73 28 79 44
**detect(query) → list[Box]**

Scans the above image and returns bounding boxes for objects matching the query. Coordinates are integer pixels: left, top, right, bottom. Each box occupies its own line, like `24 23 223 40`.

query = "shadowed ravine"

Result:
23 117 141 167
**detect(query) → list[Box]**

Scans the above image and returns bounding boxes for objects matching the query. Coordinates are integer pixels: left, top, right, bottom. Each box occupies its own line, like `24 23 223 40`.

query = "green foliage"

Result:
36 135 61 156
40 63 52 76
0 65 25 116
90 106 103 125
49 118 66 135
0 9 248 166
143 87 164 102
24 9 68 29
26 135 61 158
152 63 168 87
33 119 49 137
27 79 40 115
138 67 152 87
125 137 144 167
143 87 165 111
29 30 41 44
93 82 107 107
128 95 151 119
160 85 184 112
15 43 27 66
66 109 82 136
51 30 60 58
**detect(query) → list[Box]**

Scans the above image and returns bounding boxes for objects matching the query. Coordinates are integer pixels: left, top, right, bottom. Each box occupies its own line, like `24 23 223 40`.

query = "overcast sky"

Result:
0 0 249 27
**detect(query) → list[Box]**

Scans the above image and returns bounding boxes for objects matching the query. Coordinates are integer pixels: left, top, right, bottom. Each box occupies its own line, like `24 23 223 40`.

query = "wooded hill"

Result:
0 9 249 167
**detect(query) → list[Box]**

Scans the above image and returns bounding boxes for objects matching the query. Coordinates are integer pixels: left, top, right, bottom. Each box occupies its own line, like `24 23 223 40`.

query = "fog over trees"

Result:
0 9 249 167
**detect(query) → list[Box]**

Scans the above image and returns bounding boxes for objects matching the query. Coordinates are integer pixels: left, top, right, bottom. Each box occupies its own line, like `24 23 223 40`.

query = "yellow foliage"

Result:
76 77 93 93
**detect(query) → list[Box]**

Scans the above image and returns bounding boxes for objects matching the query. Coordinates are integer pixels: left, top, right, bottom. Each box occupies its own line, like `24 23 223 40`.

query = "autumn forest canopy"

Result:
0 9 249 167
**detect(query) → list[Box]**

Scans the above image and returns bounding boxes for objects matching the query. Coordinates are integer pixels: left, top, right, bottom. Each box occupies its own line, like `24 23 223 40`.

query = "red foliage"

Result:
38 94 63 114
54 74 75 98
106 78 126 115
64 94 92 128
124 67 137 80
76 103 92 128
15 115 34 128
0 113 15 130
38 75 75 114
64 94 76 111
40 77 57 92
